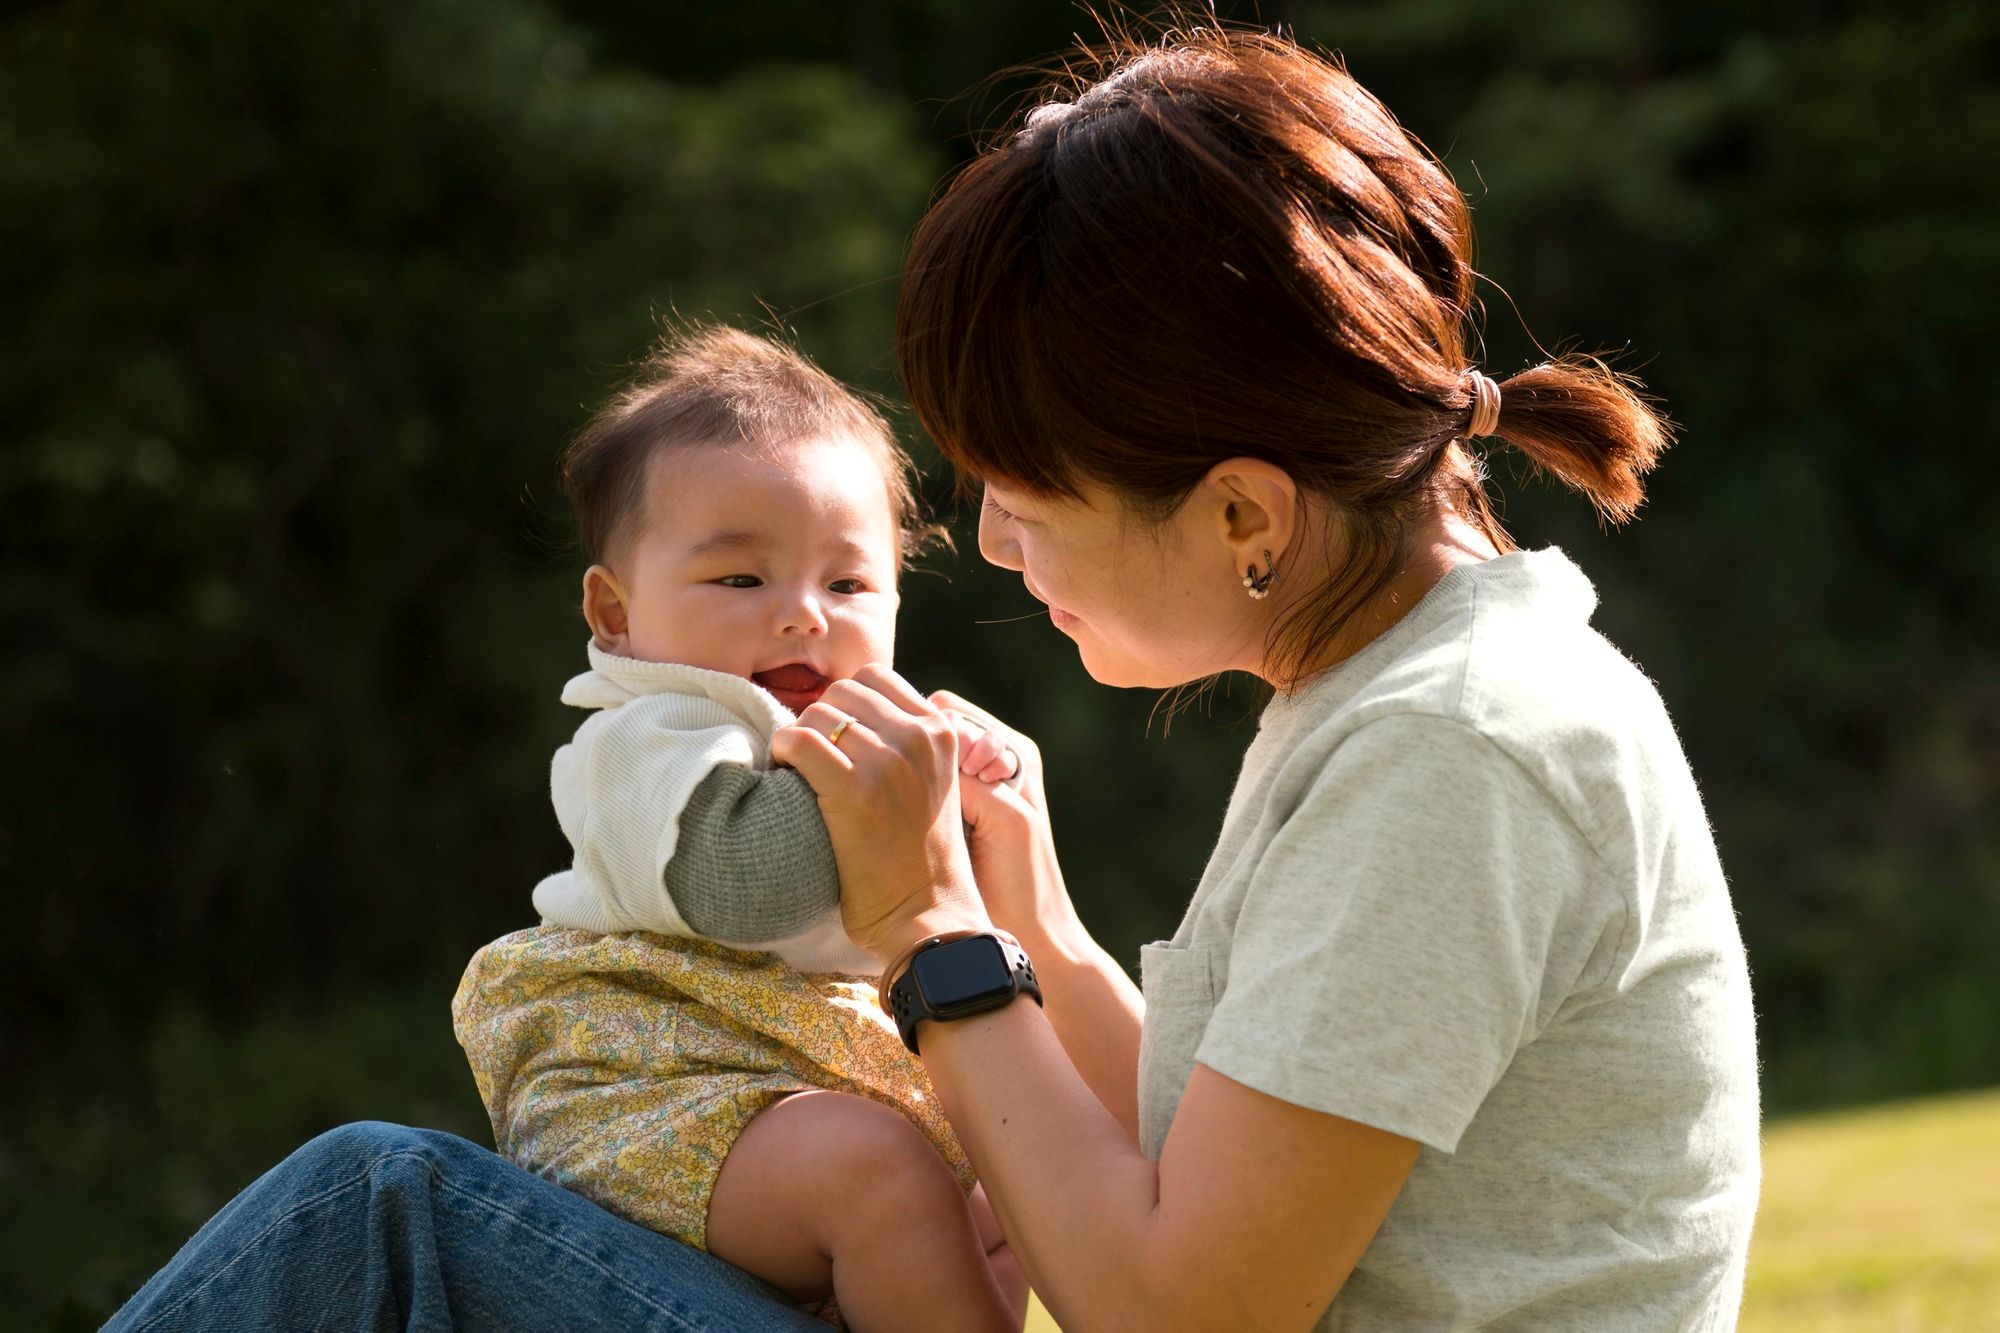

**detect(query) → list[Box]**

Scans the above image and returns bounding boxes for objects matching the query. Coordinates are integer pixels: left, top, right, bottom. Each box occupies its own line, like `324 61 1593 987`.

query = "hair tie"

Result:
1464 370 1502 439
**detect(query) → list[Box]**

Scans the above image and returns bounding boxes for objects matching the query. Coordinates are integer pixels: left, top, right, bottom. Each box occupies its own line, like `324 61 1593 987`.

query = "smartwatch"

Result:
883 931 1041 1055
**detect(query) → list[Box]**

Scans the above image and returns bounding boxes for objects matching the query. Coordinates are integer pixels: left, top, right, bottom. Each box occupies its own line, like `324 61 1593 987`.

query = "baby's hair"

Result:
562 323 947 571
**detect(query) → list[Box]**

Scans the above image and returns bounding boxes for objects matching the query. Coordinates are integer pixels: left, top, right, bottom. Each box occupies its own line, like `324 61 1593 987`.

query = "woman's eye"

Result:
717 574 763 589
828 578 866 595
982 492 1017 523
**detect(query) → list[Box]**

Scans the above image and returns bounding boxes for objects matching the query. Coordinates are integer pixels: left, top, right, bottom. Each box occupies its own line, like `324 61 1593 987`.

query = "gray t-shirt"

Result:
1136 548 1760 1330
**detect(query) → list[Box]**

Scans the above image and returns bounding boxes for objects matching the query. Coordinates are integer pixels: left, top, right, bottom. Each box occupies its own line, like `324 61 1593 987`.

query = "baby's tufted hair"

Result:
563 323 946 573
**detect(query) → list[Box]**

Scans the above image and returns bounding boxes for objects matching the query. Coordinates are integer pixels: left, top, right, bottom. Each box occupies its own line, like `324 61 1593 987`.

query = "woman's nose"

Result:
978 506 1023 572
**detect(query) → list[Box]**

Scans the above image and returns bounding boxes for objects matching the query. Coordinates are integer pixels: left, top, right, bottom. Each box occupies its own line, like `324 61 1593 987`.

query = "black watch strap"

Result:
884 932 1041 1055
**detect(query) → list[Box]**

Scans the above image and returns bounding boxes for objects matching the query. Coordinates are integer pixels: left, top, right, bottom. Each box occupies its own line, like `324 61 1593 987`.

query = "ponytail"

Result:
1487 354 1674 524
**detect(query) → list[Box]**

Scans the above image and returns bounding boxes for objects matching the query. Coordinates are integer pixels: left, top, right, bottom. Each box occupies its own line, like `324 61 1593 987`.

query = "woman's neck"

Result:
1263 505 1499 686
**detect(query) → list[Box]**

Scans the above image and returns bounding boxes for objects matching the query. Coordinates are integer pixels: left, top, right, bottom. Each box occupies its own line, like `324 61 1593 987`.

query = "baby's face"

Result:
593 434 901 712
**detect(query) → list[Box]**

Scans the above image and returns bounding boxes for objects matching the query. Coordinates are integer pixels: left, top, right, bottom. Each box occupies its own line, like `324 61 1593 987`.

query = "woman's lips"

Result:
1050 607 1080 631
752 663 830 710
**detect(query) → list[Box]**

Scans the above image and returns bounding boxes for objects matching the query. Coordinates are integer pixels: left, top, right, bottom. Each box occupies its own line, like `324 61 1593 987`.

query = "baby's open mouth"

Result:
753 663 831 709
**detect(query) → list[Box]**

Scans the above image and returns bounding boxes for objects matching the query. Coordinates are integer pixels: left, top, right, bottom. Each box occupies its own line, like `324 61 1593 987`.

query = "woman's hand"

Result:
930 689 1085 954
770 665 992 959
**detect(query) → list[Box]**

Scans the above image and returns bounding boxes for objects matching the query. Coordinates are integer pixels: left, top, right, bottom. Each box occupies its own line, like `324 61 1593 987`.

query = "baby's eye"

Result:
827 578 867 595
717 574 763 589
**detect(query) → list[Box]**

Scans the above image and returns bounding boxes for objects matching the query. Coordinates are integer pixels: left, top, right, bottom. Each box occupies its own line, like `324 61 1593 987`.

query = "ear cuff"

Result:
1243 548 1279 600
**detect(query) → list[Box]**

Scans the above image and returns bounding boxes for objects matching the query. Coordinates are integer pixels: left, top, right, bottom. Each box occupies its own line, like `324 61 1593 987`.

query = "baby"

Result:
452 326 1025 1330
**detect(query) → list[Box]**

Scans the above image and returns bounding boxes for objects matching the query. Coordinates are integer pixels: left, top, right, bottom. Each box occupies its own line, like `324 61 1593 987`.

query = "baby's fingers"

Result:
959 727 1007 776
947 715 985 756
954 725 1021 787
930 689 1003 732
975 753 1019 785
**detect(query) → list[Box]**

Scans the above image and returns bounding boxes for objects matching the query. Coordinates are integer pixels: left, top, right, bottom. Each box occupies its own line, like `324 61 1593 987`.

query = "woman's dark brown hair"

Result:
897 26 1670 683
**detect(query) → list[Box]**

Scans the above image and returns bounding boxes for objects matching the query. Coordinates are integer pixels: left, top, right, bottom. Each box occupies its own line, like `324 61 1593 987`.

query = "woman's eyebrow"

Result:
683 530 764 559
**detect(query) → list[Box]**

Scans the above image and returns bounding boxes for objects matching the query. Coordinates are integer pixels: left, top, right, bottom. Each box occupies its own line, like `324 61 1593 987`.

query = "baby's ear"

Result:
580 565 630 653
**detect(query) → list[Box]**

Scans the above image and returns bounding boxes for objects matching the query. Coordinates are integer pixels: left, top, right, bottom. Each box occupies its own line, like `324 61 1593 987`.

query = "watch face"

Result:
911 937 1014 1015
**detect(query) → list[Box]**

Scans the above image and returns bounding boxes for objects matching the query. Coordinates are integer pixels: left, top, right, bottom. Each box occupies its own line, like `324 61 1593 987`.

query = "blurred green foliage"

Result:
3 0 1995 1323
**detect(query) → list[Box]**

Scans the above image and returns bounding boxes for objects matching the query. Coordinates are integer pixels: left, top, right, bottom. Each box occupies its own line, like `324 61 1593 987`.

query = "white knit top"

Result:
531 643 878 976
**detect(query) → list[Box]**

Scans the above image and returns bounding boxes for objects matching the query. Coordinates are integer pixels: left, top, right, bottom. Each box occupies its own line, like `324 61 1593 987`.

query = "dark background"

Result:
4 0 1995 1324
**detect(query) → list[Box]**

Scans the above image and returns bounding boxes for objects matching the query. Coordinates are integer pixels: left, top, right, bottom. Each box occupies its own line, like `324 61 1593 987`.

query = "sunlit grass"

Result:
1742 1086 2000 1330
1023 1088 2000 1331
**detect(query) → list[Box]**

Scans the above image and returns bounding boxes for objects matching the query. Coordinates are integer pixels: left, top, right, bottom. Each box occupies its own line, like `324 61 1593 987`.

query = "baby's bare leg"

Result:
966 1183 1029 1326
706 1090 1022 1332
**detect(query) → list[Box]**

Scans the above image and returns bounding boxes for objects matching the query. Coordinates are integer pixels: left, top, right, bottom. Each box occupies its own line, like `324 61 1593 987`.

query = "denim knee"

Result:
302 1120 441 1163
285 1120 484 1192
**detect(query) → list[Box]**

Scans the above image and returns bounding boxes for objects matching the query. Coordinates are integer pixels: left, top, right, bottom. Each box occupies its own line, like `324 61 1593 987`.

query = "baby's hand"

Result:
930 690 1066 942
948 714 1021 787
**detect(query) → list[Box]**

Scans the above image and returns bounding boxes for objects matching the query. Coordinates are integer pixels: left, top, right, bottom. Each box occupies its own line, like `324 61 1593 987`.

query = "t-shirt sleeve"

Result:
1196 712 1605 1153
664 764 840 942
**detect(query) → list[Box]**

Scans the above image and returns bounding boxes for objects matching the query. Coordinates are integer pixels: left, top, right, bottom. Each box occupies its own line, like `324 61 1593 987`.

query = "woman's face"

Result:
977 477 1266 688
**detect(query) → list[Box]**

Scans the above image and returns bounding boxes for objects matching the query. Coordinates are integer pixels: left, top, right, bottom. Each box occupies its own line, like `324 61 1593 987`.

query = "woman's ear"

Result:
581 565 632 654
1205 457 1299 575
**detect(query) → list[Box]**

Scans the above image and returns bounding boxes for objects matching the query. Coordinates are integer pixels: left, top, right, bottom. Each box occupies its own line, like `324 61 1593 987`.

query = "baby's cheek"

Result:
850 599 899 665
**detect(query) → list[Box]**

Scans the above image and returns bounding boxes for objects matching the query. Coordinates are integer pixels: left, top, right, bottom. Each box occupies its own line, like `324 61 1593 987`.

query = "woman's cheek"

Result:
1022 545 1070 607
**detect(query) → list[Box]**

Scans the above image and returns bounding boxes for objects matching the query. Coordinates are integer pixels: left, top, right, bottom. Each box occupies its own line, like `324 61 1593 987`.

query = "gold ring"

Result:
828 716 853 747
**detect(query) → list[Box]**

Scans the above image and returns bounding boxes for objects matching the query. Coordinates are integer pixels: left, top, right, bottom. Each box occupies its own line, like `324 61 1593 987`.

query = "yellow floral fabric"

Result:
451 926 974 1254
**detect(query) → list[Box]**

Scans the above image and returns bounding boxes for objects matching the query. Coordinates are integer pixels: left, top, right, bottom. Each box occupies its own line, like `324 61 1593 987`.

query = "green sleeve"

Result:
665 765 841 942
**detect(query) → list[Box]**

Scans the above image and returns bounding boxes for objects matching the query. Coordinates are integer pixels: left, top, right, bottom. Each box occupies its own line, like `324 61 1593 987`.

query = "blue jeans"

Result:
105 1121 826 1331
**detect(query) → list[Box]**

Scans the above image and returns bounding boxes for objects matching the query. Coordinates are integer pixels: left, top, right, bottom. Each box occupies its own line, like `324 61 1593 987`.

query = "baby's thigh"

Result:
708 1090 972 1265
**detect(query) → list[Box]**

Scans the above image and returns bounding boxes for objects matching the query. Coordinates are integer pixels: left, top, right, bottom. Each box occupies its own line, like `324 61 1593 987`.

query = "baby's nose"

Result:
779 587 829 635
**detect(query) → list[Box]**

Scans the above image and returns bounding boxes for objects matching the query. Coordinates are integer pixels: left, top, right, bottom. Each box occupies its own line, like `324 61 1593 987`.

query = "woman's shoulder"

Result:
1278 549 1641 719
1268 549 1698 860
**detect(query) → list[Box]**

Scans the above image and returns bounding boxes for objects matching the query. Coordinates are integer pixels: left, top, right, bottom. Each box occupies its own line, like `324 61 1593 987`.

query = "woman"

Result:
110 27 1757 1332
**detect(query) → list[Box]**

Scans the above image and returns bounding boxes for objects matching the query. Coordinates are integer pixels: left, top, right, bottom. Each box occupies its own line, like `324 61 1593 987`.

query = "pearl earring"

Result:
1243 548 1278 600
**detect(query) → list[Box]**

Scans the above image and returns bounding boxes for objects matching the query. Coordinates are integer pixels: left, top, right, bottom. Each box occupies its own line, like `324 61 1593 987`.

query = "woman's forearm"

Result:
915 999 1167 1331
1012 911 1144 1141
960 789 1146 1140
915 989 1409 1332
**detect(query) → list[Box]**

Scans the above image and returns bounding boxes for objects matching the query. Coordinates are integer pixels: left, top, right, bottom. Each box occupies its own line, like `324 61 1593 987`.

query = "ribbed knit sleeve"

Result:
665 765 840 942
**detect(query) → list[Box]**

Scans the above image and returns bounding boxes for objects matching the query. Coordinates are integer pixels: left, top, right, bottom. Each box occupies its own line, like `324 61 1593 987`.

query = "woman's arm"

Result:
933 689 1145 1141
772 667 1417 1331
925 1008 1416 1332
1008 911 1144 1143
